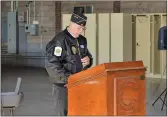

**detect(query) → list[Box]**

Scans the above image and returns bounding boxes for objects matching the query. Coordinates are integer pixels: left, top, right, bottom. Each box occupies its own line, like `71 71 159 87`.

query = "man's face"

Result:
73 23 86 37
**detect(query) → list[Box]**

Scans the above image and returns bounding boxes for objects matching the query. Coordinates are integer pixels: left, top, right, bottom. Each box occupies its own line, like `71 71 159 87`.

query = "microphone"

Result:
79 44 88 70
79 44 87 58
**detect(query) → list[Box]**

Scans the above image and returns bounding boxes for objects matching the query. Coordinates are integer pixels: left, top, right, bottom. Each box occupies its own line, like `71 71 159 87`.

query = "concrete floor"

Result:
1 65 167 116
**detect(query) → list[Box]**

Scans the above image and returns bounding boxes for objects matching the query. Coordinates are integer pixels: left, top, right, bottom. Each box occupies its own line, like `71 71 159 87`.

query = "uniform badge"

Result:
71 46 77 54
80 45 84 48
54 46 62 56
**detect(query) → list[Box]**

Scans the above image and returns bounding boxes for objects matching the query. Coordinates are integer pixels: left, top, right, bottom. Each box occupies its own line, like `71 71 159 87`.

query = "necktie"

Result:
76 39 81 56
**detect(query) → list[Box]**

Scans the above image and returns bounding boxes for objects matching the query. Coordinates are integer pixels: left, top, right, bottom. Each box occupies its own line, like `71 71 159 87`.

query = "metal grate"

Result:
113 1 121 13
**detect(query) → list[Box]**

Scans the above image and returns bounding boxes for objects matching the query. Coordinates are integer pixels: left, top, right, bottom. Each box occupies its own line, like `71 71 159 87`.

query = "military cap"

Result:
70 12 87 26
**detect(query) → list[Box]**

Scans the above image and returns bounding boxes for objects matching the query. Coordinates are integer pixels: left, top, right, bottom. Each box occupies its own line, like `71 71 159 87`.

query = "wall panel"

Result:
98 13 110 64
153 15 161 75
85 14 97 67
135 15 151 73
62 14 71 30
110 13 132 62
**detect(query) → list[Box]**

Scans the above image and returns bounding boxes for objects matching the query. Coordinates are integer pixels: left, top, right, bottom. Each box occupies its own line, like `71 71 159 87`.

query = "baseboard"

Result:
146 73 166 79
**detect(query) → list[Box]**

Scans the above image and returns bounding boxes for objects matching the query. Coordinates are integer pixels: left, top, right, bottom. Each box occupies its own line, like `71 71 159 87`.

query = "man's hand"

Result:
81 56 90 68
64 84 67 87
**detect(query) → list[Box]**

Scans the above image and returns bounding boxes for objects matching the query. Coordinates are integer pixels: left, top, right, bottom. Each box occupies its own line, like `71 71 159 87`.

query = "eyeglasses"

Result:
77 26 87 31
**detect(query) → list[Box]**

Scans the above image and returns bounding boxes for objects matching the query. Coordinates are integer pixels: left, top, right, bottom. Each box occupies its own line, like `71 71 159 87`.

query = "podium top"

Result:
67 61 146 88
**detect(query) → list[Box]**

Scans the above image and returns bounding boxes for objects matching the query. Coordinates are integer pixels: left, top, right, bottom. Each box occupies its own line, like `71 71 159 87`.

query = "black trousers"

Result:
53 83 68 116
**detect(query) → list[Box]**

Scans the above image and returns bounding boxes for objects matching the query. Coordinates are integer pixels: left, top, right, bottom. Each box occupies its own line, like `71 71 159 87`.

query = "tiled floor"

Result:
1 66 167 116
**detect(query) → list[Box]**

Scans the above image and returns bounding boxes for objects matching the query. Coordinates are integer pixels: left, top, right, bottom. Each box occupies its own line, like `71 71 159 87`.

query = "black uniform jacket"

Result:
45 28 93 84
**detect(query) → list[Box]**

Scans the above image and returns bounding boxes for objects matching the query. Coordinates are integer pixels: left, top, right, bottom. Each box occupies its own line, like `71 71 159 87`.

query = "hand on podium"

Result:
64 84 67 87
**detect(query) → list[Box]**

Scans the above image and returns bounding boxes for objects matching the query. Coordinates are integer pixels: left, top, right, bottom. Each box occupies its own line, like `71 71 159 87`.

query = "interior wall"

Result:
61 1 166 14
1 1 56 54
1 1 166 68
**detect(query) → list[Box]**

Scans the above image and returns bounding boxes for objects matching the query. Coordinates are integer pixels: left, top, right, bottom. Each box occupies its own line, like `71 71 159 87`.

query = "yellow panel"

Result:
123 13 132 62
62 14 71 30
98 13 110 64
135 15 150 73
110 13 132 62
162 15 167 26
110 13 123 62
162 15 167 73
85 14 97 67
153 15 161 74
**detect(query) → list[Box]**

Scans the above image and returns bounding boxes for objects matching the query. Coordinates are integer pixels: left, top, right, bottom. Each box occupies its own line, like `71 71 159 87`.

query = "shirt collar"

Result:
64 27 76 40
67 29 75 38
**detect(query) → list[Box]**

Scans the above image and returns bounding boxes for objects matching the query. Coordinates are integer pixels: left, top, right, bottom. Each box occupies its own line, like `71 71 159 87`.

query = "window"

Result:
73 6 93 14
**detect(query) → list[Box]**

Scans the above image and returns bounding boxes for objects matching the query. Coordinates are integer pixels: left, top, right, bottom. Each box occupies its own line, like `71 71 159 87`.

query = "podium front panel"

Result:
114 76 146 116
68 73 108 115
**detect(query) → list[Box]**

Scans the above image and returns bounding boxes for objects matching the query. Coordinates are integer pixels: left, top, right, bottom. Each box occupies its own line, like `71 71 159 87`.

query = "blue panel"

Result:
25 24 39 36
19 25 28 53
7 12 19 54
30 24 39 36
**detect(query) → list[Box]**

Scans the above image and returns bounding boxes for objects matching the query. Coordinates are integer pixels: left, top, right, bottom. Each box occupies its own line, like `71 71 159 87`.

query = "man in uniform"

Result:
45 12 93 116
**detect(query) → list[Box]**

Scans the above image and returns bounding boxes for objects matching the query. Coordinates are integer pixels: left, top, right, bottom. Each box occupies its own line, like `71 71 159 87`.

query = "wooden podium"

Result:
67 61 147 116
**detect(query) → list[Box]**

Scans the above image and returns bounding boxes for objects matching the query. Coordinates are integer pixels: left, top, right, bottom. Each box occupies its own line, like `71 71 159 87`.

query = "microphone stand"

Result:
152 50 167 111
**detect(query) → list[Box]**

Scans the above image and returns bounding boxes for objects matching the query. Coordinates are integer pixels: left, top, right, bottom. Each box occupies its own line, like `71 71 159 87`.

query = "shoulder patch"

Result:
54 46 62 56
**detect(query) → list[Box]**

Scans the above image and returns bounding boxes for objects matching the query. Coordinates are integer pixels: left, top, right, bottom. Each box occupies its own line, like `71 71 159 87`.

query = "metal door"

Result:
135 15 150 73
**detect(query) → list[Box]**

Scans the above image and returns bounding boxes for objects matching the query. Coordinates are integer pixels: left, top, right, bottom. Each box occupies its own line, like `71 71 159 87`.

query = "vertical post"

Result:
15 0 18 12
10 108 14 116
166 51 167 79
150 15 155 75
55 1 61 34
29 3 31 24
34 1 35 21
148 14 151 74
11 1 13 12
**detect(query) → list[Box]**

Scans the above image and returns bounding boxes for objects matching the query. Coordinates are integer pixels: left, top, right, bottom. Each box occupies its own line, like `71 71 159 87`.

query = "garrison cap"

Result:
70 12 87 26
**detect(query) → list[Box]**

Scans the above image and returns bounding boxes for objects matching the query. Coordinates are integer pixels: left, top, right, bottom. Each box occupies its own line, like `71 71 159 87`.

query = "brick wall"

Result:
1 1 166 40
1 1 56 44
120 1 166 13
1 1 166 45
61 1 166 13
1 1 56 54
1 1 166 67
61 1 114 13
55 1 61 35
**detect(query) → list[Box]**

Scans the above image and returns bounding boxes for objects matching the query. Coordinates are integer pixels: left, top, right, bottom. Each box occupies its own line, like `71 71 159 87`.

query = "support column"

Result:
55 1 61 34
